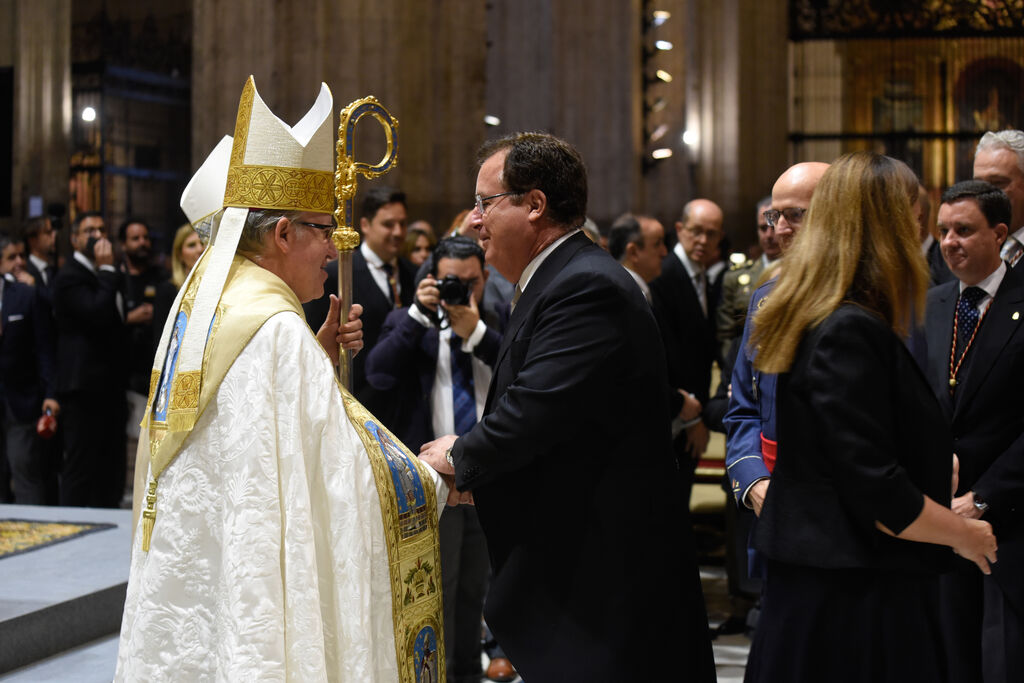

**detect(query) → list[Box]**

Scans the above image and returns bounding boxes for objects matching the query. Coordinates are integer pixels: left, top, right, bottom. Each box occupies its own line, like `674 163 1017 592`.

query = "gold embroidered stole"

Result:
342 395 446 683
139 255 303 549
138 254 446 680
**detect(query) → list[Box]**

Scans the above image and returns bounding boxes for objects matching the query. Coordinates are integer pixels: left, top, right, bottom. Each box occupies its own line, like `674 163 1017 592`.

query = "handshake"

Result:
418 434 475 506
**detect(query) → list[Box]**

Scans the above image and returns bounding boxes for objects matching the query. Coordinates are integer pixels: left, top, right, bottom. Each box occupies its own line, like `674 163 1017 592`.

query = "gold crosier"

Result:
332 97 399 388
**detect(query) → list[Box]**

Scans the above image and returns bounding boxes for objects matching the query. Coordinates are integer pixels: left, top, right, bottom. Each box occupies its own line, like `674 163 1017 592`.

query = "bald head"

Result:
769 162 829 252
675 198 724 264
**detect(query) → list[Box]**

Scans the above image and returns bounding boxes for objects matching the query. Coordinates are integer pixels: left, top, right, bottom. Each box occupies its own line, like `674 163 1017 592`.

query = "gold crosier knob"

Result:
333 97 399 387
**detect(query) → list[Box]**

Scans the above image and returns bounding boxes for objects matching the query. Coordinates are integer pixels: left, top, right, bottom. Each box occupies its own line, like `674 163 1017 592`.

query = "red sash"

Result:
760 432 777 473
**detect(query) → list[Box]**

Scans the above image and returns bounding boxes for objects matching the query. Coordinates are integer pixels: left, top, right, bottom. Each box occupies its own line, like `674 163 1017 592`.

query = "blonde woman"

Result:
153 224 205 351
744 152 997 683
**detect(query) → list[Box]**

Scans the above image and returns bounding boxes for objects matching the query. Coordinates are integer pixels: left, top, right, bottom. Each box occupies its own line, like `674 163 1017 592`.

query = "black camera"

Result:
437 274 470 306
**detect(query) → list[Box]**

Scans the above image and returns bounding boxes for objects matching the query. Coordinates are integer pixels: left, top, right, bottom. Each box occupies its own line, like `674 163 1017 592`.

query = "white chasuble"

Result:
116 307 447 681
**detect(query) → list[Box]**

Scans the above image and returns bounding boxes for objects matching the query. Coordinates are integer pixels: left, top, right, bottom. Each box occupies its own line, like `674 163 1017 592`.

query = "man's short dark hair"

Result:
72 211 103 233
23 216 50 242
361 186 406 222
118 217 150 243
431 236 484 274
0 231 14 253
941 180 1012 229
476 132 588 229
608 214 643 262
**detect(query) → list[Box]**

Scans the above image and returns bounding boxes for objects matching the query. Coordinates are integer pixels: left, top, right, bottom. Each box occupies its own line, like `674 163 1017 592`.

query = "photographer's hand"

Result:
445 292 480 340
416 276 440 312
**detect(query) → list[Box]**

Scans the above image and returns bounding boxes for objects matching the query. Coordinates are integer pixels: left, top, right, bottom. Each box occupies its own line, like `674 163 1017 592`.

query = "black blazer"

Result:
649 252 717 405
302 251 415 423
925 267 1024 612
24 258 57 308
452 232 715 682
53 257 127 395
756 304 953 574
0 279 56 421
364 302 506 451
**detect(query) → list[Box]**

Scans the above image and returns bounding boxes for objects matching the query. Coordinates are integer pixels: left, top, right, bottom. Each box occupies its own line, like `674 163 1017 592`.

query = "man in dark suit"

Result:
23 215 58 304
420 133 714 682
53 212 128 508
649 198 723 497
925 179 1024 682
0 232 59 503
366 235 510 683
303 186 415 423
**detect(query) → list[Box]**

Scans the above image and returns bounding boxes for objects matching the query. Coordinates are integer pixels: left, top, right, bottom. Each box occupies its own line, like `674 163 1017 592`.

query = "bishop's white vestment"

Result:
116 258 447 682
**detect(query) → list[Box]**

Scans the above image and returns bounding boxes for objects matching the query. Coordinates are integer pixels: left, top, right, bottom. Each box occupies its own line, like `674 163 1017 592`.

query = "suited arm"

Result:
364 308 429 391
54 269 123 331
469 323 503 367
453 273 632 491
724 301 771 507
972 429 1024 520
802 314 927 536
31 287 58 401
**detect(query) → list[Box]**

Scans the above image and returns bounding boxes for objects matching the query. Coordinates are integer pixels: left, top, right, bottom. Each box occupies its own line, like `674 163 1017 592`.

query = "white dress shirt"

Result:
360 241 400 302
673 242 707 316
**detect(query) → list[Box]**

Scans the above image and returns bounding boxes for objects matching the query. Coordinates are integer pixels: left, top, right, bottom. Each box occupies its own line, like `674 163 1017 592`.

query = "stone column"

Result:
9 0 71 230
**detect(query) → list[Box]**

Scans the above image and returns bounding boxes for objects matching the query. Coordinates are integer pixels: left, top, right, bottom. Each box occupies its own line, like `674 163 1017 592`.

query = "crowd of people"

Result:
0 211 204 509
4 69 1023 680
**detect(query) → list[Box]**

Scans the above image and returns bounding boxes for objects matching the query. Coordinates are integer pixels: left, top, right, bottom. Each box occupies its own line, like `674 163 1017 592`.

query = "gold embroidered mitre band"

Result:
223 76 335 214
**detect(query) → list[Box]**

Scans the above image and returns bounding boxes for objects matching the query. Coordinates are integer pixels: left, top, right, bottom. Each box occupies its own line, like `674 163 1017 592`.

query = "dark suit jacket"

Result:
451 232 714 682
302 251 415 424
24 258 57 308
364 303 506 451
53 257 127 395
0 279 56 421
756 304 953 573
925 267 1024 613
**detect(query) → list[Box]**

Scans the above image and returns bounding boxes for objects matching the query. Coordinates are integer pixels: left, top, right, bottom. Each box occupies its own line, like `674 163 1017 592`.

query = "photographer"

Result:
365 235 507 683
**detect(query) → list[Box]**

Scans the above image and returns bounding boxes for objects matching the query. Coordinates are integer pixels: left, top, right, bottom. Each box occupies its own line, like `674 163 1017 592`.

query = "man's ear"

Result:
360 216 370 232
625 241 639 263
272 216 292 253
994 222 1009 247
675 220 685 237
525 189 548 222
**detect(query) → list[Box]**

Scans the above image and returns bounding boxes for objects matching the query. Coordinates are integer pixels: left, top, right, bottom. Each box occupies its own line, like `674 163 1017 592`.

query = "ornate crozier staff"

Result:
333 97 399 387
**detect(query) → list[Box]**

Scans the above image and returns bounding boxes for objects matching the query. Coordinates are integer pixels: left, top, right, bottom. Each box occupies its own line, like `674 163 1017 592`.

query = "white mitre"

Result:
179 134 232 242
152 76 335 434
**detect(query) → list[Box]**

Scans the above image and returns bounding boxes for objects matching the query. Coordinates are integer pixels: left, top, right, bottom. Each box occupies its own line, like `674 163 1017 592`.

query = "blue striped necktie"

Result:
451 339 476 436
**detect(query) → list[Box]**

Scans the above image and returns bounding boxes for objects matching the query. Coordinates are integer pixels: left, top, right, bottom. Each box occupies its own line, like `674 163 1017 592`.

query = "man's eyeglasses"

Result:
683 225 722 240
292 220 336 240
475 191 517 216
762 207 806 228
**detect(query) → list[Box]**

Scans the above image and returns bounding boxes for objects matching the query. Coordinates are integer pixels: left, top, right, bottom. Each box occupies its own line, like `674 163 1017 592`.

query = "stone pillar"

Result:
688 0 788 251
8 0 71 230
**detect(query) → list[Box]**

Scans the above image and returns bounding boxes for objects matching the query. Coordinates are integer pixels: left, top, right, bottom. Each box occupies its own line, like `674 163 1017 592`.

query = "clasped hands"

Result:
418 434 475 507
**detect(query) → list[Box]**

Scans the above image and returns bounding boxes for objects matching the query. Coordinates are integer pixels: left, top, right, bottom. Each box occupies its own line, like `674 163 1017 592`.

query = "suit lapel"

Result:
353 250 391 311
484 232 591 411
955 267 1024 411
925 281 958 418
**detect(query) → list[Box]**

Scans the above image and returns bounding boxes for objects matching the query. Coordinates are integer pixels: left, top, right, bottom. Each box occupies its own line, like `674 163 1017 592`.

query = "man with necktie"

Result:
925 179 1024 682
366 235 509 683
649 198 723 500
974 130 1024 268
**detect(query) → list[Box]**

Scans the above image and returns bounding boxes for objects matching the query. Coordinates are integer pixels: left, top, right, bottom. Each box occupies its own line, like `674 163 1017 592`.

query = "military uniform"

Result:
715 255 774 361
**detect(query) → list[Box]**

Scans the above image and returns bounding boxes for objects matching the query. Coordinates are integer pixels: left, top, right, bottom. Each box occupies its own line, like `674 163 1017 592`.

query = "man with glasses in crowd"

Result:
649 198 723 501
53 212 128 507
716 196 777 360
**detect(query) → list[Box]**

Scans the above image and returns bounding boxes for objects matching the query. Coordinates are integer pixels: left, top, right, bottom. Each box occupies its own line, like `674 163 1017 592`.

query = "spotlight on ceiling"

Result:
651 148 673 160
655 69 673 83
682 129 698 147
655 40 673 51
649 124 669 142
652 10 671 27
483 115 501 126
81 106 97 123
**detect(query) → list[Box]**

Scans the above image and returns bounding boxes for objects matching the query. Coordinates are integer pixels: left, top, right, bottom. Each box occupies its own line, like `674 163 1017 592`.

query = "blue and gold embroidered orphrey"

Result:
344 396 446 683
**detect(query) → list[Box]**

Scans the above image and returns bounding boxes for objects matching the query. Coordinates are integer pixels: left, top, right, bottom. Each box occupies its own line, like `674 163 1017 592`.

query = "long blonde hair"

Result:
751 152 928 374
170 223 198 288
